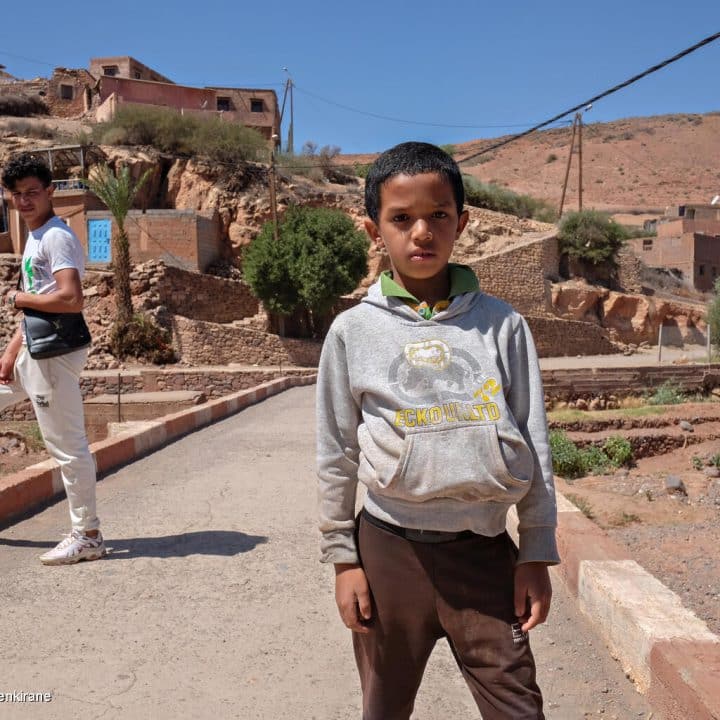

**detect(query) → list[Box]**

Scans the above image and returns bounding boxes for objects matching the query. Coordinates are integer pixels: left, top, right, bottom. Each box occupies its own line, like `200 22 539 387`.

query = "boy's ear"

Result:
456 209 469 237
364 218 382 248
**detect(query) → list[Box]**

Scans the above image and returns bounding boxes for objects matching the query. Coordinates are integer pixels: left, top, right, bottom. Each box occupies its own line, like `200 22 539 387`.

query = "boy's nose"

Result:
411 220 432 243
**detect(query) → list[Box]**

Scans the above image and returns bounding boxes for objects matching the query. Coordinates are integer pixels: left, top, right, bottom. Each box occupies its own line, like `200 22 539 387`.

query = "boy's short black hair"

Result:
364 141 464 222
1 153 53 190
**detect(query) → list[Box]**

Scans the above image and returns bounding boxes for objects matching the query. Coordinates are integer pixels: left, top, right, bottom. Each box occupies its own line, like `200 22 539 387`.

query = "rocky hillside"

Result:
341 111 720 215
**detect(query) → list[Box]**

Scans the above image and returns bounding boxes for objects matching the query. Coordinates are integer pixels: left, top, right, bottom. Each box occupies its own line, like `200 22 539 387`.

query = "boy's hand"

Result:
514 562 552 632
334 563 372 634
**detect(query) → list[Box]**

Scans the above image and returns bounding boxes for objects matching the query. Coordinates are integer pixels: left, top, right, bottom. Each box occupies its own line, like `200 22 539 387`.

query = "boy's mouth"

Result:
410 251 435 260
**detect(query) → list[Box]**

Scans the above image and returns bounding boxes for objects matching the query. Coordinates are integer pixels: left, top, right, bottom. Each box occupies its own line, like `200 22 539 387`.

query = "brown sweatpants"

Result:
353 514 545 720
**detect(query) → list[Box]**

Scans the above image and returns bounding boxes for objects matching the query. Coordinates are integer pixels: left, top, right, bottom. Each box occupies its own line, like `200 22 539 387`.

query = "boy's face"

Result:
7 176 54 231
364 172 468 300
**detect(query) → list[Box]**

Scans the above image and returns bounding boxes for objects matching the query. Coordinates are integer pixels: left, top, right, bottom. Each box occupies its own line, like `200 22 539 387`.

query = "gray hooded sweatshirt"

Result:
316 278 559 566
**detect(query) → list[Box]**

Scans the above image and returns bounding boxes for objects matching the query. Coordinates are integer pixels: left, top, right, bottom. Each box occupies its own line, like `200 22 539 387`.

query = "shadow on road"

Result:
0 530 268 559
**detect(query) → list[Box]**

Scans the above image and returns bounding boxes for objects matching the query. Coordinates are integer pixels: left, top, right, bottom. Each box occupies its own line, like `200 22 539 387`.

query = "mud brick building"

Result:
628 204 720 291
92 56 280 144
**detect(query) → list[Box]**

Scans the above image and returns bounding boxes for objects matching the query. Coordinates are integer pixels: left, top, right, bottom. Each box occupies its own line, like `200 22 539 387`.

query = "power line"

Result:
459 31 720 165
293 84 545 130
0 50 56 68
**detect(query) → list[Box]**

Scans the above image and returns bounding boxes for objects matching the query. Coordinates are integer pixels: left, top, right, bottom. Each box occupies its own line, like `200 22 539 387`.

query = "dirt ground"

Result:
0 421 49 477
553 401 720 636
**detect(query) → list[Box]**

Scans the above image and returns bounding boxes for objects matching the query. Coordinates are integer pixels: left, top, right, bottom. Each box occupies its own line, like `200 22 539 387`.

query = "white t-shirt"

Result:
21 215 85 295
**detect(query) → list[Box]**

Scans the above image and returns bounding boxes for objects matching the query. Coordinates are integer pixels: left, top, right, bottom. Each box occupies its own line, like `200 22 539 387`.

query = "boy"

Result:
0 153 104 565
316 142 558 719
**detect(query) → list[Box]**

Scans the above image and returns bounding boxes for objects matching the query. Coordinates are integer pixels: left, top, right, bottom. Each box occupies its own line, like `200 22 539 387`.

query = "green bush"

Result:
549 430 586 479
439 144 457 157
551 430 633 479
558 210 628 266
603 436 633 467
647 380 684 406
243 205 368 336
546 153 558 163
581 445 612 475
94 105 267 163
462 176 556 222
354 162 371 179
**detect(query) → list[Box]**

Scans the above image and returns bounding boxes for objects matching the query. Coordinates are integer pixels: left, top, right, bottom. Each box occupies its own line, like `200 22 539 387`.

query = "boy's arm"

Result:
316 321 362 565
505 316 560 566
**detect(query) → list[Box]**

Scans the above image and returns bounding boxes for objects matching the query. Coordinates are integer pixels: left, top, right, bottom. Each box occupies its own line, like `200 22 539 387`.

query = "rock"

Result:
575 398 589 411
704 466 720 478
665 475 687 496
589 397 603 411
679 420 694 432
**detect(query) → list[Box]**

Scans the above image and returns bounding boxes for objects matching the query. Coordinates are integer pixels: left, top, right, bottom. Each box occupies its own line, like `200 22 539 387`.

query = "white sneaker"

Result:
39 530 106 565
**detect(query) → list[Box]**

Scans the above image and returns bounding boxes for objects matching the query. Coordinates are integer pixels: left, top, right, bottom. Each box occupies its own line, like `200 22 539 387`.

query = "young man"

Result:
0 153 104 565
317 142 558 719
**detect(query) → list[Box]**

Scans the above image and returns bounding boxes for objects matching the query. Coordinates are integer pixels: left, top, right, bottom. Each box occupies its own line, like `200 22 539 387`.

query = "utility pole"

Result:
558 114 578 219
280 68 294 156
558 106 590 219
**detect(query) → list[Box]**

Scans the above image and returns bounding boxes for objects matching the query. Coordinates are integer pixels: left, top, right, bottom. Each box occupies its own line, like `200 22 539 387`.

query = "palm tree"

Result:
87 164 151 330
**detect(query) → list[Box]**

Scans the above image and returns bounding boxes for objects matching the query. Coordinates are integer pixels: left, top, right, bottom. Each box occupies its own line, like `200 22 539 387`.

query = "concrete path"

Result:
0 386 652 720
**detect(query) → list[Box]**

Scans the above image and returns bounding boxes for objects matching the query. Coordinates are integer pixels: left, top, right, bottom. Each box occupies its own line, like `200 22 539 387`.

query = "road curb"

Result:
0 374 316 529
552 493 720 720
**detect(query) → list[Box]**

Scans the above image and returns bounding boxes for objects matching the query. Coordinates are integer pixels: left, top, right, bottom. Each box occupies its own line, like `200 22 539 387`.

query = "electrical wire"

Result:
458 31 720 165
293 84 544 130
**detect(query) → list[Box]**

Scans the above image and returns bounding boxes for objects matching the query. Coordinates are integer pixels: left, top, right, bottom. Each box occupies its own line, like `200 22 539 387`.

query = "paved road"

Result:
0 386 652 719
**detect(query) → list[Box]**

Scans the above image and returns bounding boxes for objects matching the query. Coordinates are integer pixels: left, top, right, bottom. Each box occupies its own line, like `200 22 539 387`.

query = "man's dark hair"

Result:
1 153 53 190
364 141 464 222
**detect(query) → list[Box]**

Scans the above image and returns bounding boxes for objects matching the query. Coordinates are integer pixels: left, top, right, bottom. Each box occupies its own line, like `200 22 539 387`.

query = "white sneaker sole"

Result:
39 547 107 566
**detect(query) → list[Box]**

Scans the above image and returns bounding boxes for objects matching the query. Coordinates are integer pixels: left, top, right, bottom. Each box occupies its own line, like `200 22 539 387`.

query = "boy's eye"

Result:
432 211 448 219
392 214 410 223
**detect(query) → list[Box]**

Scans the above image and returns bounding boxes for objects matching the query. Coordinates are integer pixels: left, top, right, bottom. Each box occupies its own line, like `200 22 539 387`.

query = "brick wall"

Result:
86 210 222 272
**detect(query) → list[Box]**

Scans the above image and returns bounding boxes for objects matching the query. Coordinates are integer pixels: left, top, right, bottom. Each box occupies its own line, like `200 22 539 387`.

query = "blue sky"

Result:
2 1 719 154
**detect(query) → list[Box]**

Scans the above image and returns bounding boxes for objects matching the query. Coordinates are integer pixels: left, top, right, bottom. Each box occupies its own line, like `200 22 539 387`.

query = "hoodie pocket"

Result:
388 423 532 503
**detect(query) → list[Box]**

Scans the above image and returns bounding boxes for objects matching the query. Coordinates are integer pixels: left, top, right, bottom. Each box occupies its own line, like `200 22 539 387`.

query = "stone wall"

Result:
144 262 259 323
542 364 720 401
616 246 645 293
468 233 558 317
169 316 322 367
526 315 617 357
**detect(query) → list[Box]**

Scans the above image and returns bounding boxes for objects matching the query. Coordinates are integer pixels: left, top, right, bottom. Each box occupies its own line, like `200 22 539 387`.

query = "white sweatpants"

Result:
0 347 99 532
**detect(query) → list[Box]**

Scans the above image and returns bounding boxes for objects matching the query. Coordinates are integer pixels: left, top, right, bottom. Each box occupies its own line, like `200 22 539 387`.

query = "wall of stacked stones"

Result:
169 315 322 367
526 316 616 357
468 235 558 316
142 262 259 323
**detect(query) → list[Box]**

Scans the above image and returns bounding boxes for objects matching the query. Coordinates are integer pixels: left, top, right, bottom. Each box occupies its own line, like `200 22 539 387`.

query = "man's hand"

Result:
514 562 552 632
335 563 372 634
0 351 16 384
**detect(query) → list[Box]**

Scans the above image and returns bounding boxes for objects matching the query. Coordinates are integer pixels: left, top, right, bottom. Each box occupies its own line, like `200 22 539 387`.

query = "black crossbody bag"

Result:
18 276 92 360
